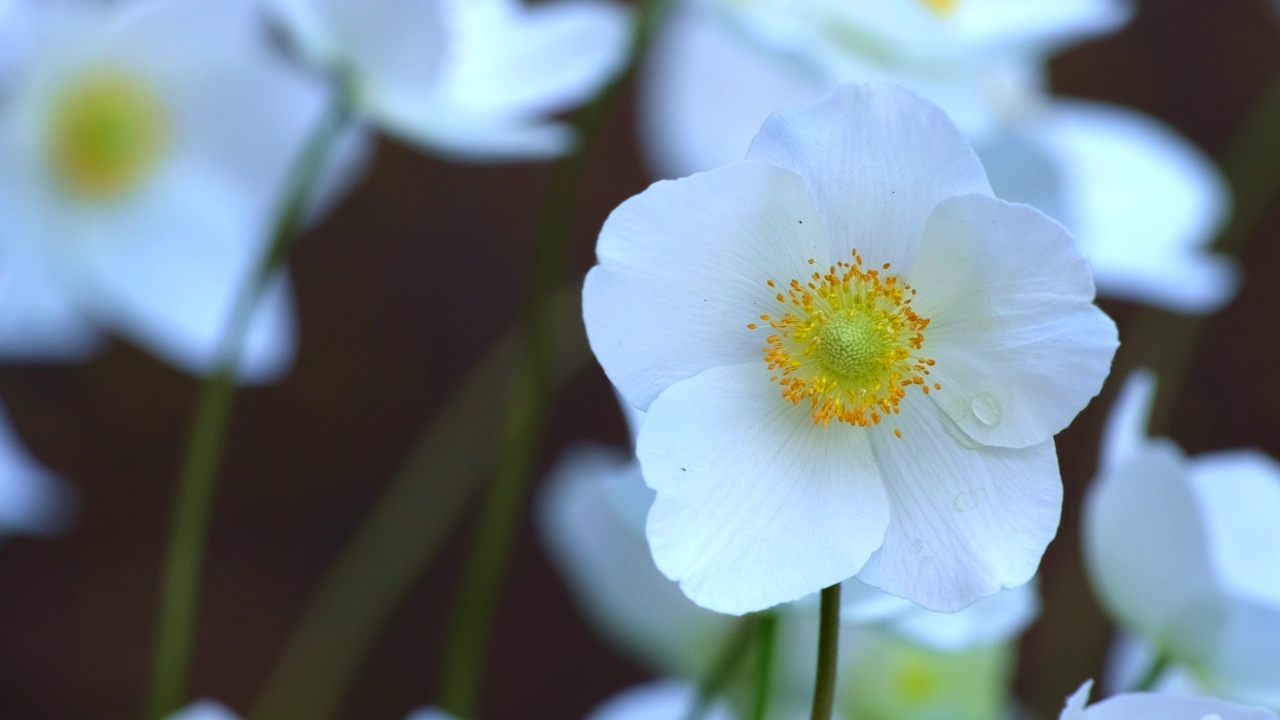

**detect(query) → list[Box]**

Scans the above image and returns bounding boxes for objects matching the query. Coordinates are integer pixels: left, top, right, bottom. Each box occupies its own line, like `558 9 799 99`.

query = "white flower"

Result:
0 404 74 538
1083 372 1280 707
270 0 633 161
0 0 348 381
539 409 1038 719
586 681 734 720
1059 681 1279 720
639 0 1235 313
583 82 1117 614
166 699 242 720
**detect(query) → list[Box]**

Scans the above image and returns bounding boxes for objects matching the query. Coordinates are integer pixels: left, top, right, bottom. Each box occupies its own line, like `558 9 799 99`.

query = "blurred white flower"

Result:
270 0 633 161
586 676 737 717
583 82 1116 615
1083 371 1280 707
639 0 1236 313
0 0 348 381
539 432 1037 719
166 699 242 720
585 680 734 720
404 709 463 720
1059 680 1279 720
0 403 74 538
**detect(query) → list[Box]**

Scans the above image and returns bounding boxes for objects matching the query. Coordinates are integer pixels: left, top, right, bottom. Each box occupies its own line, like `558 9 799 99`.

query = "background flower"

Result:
0 0 354 381
1058 681 1279 720
270 0 634 160
639 0 1235 313
1084 371 1280 707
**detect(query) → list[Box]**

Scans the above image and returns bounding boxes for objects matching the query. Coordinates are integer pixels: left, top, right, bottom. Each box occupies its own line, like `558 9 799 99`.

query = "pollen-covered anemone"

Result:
583 83 1118 615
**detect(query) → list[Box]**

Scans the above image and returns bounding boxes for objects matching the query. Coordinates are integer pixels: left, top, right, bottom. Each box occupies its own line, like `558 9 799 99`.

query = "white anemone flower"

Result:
270 0 633 161
1059 681 1279 720
0 404 74 538
639 0 1235 314
539 426 1038 719
583 82 1117 615
0 0 345 381
1083 371 1280 707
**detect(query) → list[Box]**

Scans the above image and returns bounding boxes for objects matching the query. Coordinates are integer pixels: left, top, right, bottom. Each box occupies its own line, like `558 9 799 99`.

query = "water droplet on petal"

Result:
971 393 1002 426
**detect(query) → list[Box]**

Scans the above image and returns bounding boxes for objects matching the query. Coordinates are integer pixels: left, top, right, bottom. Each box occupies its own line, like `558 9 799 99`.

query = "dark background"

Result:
2 0 1279 717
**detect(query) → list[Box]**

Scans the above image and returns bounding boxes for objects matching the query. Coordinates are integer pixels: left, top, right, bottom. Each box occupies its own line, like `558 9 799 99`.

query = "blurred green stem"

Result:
249 290 589 720
435 1 672 716
750 612 779 720
1132 652 1172 693
685 617 758 720
810 584 841 720
1119 70 1280 430
142 95 350 720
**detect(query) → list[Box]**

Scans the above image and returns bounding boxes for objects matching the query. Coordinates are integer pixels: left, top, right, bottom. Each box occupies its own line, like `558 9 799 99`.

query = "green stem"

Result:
249 289 588 720
684 617 758 720
1116 69 1280 432
1132 652 1172 693
810 585 841 720
434 1 672 715
142 94 350 720
750 612 779 720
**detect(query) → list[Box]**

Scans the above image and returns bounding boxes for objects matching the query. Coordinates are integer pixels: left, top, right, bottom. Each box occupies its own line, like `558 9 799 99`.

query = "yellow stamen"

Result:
49 70 169 201
752 250 937 430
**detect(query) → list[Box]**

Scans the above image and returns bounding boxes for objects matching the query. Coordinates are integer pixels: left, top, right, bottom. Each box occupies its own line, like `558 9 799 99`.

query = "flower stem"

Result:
810 584 842 720
249 289 588 720
750 611 779 720
142 93 350 720
1132 652 1172 693
434 2 672 716
684 617 757 720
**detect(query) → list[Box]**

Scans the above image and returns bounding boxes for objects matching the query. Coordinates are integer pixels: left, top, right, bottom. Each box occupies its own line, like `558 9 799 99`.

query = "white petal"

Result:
907 194 1117 449
746 83 992 271
404 709 462 720
150 24 333 233
637 2 827 179
1209 598 1280 708
639 363 890 615
0 405 75 536
64 172 297 383
166 699 242 720
438 0 632 118
1078 692 1279 720
1099 370 1157 476
583 160 827 410
1082 442 1224 664
856 394 1061 612
855 580 1041 651
375 109 576 162
272 0 446 102
1032 100 1235 314
585 680 734 720
1185 451 1280 607
954 0 1133 52
0 224 104 361
1057 680 1093 720
537 444 735 677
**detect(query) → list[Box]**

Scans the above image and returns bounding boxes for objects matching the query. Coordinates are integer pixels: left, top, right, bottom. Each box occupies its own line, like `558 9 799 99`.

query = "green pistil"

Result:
815 312 889 380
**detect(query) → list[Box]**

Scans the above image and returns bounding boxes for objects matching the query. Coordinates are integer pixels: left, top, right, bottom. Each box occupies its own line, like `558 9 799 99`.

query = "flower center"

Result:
48 71 169 201
750 250 938 430
919 0 959 16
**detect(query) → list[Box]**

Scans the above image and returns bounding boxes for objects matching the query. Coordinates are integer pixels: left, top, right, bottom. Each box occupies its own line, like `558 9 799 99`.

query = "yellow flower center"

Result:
48 71 169 201
919 0 960 16
749 250 938 431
